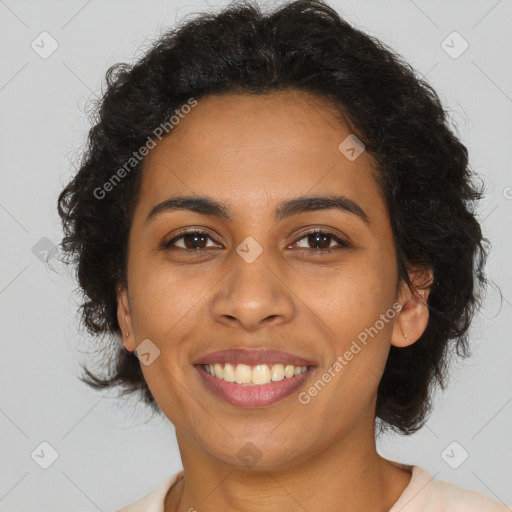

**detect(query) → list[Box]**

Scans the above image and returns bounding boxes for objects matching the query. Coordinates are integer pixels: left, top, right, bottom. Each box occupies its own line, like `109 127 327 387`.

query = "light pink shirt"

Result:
115 462 510 511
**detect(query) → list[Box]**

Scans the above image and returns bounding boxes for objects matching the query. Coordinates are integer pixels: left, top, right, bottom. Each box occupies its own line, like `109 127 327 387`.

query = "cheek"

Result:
300 255 395 339
306 278 395 416
297 256 397 403
139 360 198 435
128 257 217 338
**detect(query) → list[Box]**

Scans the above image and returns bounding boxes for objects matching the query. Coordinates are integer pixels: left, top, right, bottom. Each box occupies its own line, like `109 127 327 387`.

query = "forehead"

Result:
135 90 386 225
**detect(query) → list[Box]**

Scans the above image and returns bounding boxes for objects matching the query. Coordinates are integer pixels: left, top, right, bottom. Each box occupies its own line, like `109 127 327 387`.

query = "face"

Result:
117 90 427 470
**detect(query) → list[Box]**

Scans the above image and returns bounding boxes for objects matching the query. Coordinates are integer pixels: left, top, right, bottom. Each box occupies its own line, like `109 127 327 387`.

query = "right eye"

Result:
162 230 222 251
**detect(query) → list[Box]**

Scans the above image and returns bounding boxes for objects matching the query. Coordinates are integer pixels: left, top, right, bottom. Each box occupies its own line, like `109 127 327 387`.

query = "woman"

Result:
57 0 508 510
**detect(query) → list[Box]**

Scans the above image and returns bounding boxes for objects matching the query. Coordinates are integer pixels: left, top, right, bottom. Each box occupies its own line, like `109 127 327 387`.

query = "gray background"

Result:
1 0 511 510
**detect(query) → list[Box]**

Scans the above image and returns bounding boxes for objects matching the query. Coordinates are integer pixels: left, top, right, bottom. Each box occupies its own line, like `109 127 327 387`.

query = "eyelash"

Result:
161 228 350 254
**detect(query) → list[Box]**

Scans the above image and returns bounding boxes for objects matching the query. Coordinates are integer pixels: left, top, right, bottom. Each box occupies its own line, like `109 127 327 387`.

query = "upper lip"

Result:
192 348 317 367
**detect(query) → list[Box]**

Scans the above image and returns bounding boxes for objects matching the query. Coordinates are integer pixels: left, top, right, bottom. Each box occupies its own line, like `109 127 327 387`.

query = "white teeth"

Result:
235 364 252 384
271 364 285 381
223 363 236 382
252 364 271 385
203 363 309 385
284 364 295 378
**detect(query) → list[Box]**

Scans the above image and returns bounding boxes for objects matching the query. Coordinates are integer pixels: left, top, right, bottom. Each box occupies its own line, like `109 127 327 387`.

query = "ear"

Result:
116 283 136 352
391 265 434 348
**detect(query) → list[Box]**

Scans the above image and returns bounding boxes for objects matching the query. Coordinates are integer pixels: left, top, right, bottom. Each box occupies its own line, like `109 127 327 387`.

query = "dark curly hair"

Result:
57 0 491 434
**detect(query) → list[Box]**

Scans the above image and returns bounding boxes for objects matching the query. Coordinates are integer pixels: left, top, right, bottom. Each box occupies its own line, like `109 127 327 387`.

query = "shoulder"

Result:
115 470 184 512
390 464 510 512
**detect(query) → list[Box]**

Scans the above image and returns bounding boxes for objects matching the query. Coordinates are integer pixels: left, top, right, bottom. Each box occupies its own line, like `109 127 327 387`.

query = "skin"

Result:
117 90 433 512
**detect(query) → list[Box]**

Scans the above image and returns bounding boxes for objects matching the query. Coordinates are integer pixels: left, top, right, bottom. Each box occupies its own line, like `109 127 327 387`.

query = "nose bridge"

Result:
211 237 295 329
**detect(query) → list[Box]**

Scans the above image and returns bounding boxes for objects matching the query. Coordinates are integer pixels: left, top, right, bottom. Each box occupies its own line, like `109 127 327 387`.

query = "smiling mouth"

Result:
197 362 311 385
194 363 316 408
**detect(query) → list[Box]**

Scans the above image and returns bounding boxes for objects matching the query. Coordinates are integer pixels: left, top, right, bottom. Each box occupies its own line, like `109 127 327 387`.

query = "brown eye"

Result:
161 228 350 253
293 229 350 252
163 230 219 250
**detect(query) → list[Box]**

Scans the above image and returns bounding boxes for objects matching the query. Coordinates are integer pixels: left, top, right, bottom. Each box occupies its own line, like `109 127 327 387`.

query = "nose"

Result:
210 250 296 331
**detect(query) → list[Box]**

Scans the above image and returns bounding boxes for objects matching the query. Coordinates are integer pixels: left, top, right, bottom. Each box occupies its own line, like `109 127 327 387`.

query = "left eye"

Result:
292 229 349 252
163 229 349 252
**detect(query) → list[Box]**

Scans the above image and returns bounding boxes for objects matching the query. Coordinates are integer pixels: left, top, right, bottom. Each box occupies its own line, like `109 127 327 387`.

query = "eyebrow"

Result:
146 194 370 226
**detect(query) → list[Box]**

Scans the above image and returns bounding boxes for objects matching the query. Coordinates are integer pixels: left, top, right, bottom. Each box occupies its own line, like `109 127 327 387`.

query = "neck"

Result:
165 418 411 512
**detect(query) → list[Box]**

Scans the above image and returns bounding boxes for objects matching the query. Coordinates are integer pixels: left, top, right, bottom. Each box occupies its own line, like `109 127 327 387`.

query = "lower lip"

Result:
194 365 315 408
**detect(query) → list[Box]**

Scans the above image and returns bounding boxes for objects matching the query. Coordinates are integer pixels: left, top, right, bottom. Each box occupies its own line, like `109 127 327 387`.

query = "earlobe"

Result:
391 267 433 348
116 284 135 352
